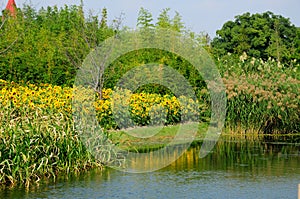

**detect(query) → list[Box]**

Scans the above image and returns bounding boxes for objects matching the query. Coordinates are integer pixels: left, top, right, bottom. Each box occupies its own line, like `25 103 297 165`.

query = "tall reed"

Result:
0 105 102 188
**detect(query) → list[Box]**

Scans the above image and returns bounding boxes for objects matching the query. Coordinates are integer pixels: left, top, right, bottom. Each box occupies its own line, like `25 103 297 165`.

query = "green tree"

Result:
0 17 18 55
0 4 115 85
156 8 171 29
137 7 154 29
156 8 185 33
211 11 298 65
295 28 300 62
100 8 108 29
171 11 184 32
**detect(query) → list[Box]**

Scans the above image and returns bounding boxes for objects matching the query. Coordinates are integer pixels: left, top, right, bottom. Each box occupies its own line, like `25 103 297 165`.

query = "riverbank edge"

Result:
107 123 300 152
1 123 299 189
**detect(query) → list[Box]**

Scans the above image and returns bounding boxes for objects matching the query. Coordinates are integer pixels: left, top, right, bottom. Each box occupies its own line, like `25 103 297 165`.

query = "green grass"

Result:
108 122 300 152
108 122 210 152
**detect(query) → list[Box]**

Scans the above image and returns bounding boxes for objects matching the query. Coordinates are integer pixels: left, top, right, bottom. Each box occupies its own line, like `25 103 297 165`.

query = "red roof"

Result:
5 0 17 16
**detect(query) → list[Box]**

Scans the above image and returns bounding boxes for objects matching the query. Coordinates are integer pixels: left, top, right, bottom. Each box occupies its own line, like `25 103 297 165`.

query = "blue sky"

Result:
1 0 300 37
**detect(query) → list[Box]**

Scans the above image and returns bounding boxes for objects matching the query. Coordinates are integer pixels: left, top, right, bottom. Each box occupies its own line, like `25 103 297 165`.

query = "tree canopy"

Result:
211 11 299 66
1 5 299 87
0 4 114 85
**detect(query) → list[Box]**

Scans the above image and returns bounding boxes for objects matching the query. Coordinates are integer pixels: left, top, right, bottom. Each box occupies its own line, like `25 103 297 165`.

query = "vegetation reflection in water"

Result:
1 139 299 199
126 139 300 175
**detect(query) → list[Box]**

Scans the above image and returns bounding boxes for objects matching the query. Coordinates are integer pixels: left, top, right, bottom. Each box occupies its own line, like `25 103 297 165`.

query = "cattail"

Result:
277 102 283 107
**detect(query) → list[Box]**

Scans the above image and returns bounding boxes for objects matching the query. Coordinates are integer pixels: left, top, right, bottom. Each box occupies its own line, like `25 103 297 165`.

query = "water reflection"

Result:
1 140 300 199
128 140 300 175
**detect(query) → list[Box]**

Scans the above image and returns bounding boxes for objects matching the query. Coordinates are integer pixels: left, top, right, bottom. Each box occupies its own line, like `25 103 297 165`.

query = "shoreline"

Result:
107 123 300 152
0 122 299 189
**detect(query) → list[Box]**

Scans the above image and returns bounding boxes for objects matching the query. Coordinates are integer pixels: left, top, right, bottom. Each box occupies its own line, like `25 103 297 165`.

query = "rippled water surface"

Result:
2 140 300 199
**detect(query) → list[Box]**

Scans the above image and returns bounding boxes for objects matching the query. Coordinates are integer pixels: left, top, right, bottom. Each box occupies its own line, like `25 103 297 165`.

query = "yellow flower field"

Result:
0 79 204 129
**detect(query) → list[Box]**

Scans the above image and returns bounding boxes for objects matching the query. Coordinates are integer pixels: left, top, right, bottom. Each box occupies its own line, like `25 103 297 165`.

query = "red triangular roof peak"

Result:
5 0 17 16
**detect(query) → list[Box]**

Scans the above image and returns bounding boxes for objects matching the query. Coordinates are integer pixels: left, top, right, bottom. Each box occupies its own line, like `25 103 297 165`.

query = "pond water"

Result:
2 139 300 199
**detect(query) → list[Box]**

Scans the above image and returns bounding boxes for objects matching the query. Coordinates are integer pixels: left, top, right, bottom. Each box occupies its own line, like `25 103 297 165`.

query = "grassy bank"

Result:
108 123 300 152
108 122 209 152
